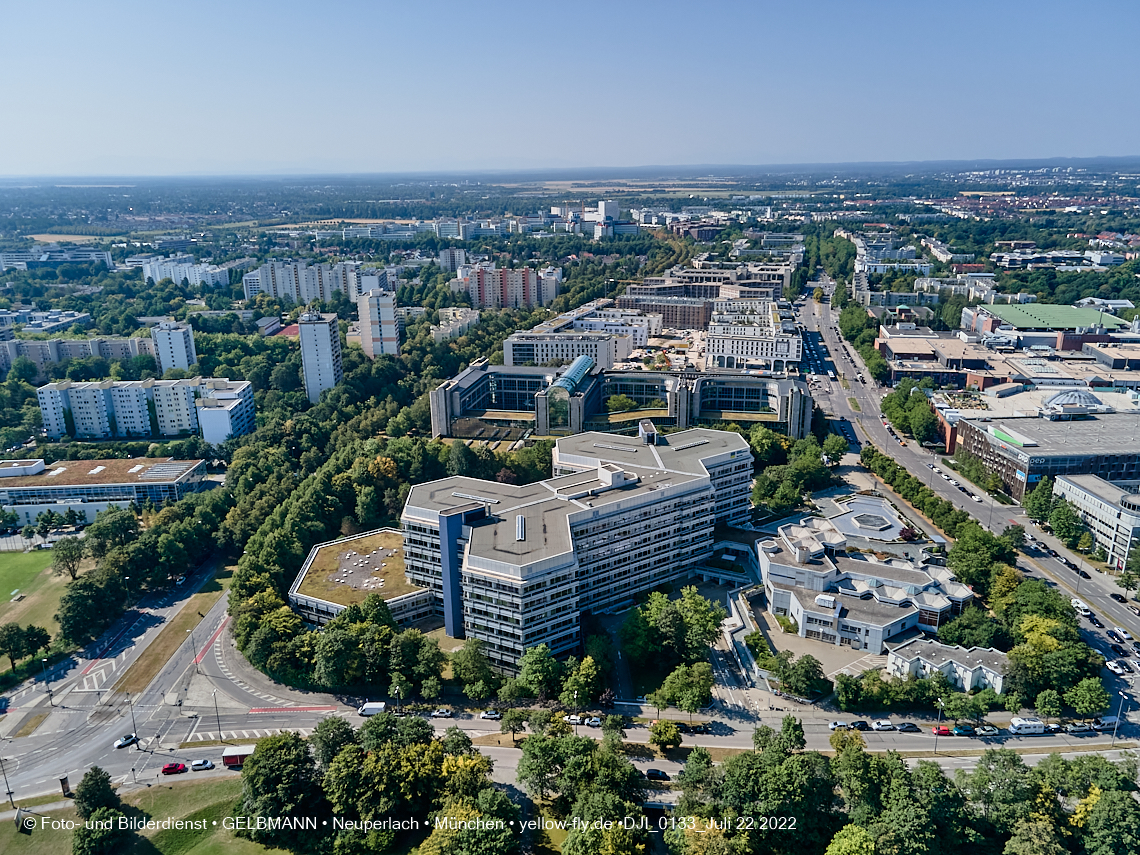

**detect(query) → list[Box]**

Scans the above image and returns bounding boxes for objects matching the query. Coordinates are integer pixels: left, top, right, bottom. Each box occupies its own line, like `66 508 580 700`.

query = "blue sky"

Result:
2 0 1135 175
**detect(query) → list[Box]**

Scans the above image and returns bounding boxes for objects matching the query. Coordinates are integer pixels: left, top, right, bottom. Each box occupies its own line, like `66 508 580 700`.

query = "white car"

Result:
871 719 895 731
828 721 848 731
971 494 983 503
563 714 583 725
949 479 960 487
114 733 138 749
585 717 602 727
941 473 951 481
190 759 214 771
932 467 943 474
1107 660 1126 675
479 710 502 720
430 708 453 718
1115 626 1134 641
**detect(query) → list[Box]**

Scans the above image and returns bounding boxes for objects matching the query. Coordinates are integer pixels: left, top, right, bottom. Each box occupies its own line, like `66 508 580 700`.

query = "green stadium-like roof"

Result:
981 303 1128 331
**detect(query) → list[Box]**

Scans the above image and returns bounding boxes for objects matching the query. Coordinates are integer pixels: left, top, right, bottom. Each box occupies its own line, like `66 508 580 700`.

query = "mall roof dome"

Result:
1044 389 1104 408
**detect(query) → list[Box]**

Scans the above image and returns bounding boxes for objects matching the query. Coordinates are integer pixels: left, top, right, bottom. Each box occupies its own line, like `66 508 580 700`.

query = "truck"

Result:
358 702 387 716
1008 717 1045 735
221 744 259 768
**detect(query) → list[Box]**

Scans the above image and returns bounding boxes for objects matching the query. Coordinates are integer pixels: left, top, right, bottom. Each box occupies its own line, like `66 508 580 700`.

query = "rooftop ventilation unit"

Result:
815 594 837 609
516 515 526 542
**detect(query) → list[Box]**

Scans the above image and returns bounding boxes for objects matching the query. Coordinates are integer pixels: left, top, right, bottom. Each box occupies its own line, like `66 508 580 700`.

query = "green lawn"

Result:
0 550 63 635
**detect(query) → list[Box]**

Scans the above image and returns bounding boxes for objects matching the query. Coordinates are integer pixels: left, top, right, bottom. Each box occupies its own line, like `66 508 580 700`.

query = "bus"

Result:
827 370 836 381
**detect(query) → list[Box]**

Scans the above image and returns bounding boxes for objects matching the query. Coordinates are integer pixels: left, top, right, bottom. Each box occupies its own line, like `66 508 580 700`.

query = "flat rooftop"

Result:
0 457 202 487
1057 473 1139 506
964 413 1140 457
980 303 1128 331
296 529 422 605
934 387 1140 422
555 427 750 475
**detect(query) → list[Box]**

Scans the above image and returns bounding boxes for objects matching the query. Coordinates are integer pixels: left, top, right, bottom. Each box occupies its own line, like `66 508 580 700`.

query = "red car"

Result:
161 763 187 775
931 726 951 736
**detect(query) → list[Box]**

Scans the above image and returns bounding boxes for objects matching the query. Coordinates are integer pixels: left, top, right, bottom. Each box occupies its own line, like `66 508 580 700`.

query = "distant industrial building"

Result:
0 457 206 525
37 378 254 445
299 312 343 404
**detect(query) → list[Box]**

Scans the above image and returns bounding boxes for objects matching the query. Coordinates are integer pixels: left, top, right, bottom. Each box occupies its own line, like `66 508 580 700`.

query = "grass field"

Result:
0 550 65 635
113 565 234 696
12 711 49 737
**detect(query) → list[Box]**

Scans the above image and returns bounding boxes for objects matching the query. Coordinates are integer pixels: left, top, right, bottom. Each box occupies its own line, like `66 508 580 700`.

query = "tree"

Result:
1077 531 1094 553
451 638 497 693
1003 818 1066 855
1117 569 1139 600
649 719 682 750
72 807 129 855
528 709 552 736
822 433 849 461
52 536 84 580
1083 788 1140 855
308 716 358 771
660 662 715 719
421 676 442 701
955 749 1033 837
605 394 639 413
813 287 825 302
73 766 121 820
517 644 561 699
0 623 27 671
1034 689 1061 724
940 605 1011 651
560 655 602 709
825 824 876 855
1022 477 1054 521
1065 677 1110 720
1048 498 1083 547
601 714 626 743
83 507 138 561
500 708 528 744
7 355 37 384
238 732 330 852
1000 524 1026 551
516 734 563 801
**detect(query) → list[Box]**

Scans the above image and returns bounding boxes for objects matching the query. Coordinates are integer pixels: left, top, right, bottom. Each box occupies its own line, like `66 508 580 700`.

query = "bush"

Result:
775 615 798 634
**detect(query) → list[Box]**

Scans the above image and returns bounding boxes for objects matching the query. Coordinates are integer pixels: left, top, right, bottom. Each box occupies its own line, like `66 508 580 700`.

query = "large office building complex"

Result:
1053 474 1140 571
706 300 803 371
150 321 197 374
358 289 400 358
400 427 752 668
0 457 206 525
37 378 255 444
502 331 631 370
299 312 343 404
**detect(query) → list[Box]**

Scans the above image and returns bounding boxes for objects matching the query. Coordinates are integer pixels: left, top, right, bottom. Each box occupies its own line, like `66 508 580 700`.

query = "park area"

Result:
0 550 64 636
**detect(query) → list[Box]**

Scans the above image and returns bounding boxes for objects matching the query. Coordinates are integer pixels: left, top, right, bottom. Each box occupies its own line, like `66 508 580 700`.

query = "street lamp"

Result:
0 753 14 809
574 690 579 735
212 690 223 745
933 698 944 755
187 627 199 674
41 658 53 706
128 693 138 748
1110 689 1129 749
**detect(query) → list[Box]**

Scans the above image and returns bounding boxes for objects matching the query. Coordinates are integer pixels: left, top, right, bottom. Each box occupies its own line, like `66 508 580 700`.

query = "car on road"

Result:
645 769 670 782
1130 606 1140 617
1108 630 1123 643
976 725 999 737
971 494 983 502
1090 615 1104 628
1044 723 1063 733
586 717 602 728
1064 722 1094 734
115 733 138 749
931 726 951 736
926 463 934 469
191 759 214 771
896 722 920 733
848 720 870 731
1115 626 1134 641
479 710 502 720
563 714 583 725
1110 643 1128 657
941 473 951 481
162 763 187 775
430 708 453 718
1078 569 1090 579
949 479 960 487
951 724 976 737
871 719 895 731
1111 593 1128 603
932 467 942 474
1107 660 1127 675
828 721 848 731
1118 659 1134 673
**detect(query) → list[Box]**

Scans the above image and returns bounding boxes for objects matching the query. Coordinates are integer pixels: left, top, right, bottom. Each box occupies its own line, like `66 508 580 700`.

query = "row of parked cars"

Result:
828 717 1119 737
925 463 984 502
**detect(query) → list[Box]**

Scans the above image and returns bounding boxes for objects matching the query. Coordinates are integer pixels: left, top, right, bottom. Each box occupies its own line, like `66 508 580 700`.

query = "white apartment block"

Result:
400 428 751 669
886 639 1006 695
150 321 197 374
299 312 343 404
142 256 230 288
358 289 400 358
438 247 467 273
1053 474 1140 571
242 262 362 303
431 308 480 343
706 301 802 370
502 331 632 370
0 335 156 376
37 379 254 443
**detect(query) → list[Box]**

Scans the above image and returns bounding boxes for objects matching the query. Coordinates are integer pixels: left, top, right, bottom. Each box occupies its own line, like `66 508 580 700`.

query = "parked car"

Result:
1118 659 1134 673
1111 593 1128 604
1107 660 1126 675
161 763 187 775
1110 643 1127 657
896 722 920 733
848 721 870 731
951 724 976 737
828 721 848 731
976 725 999 737
1045 723 1063 733
1115 626 1134 641
430 708 453 718
190 759 214 771
971 495 983 503
114 733 138 749
1064 722 1094 734
479 710 502 720
563 714 583 725
1108 630 1124 643
949 479 960 487
1129 606 1140 618
645 769 670 782
1089 615 1104 628
931 726 951 736
871 719 895 731
1078 569 1090 579
586 717 602 728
